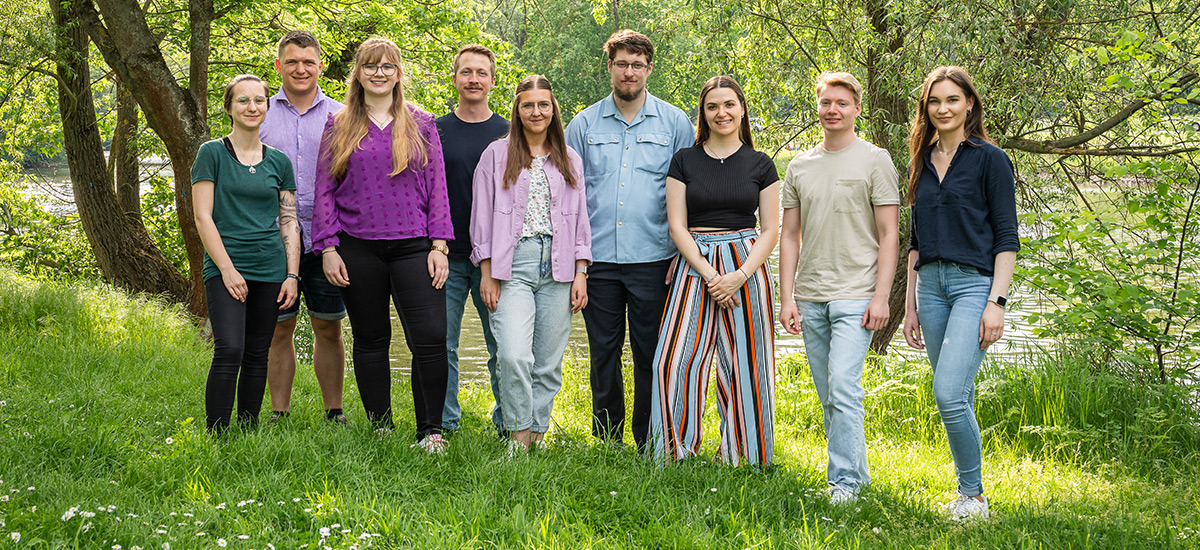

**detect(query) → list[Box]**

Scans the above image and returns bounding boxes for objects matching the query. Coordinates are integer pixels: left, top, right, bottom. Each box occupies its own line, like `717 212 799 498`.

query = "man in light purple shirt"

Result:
260 31 349 425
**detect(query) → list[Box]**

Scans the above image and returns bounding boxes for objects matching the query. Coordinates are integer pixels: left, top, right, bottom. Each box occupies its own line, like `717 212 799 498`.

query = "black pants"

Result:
338 234 448 438
205 277 282 432
582 260 671 448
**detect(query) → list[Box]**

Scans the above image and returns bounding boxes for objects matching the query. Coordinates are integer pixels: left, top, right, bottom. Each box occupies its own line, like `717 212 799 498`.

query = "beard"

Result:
613 84 645 103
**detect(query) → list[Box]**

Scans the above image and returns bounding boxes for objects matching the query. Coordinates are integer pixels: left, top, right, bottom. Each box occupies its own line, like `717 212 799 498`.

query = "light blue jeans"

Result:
491 236 573 433
798 299 873 492
443 258 503 433
916 260 992 497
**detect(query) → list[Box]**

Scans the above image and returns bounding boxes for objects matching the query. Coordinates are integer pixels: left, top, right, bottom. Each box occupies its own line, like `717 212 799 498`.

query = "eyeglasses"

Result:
519 101 554 114
611 61 648 72
361 63 399 76
235 96 267 106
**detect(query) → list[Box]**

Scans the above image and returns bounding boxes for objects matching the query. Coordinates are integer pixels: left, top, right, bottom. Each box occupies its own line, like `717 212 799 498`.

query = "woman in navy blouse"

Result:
902 66 1018 522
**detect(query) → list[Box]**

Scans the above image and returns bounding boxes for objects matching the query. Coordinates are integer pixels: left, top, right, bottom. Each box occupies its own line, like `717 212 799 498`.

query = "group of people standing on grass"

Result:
194 28 1017 521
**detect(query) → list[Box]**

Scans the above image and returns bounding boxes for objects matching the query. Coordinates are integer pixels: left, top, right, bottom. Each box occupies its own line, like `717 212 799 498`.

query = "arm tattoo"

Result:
279 191 300 268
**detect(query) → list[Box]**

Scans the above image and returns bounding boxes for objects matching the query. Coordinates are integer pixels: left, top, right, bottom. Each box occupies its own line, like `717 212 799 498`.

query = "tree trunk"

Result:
85 0 213 316
49 0 188 302
865 0 909 355
110 80 141 221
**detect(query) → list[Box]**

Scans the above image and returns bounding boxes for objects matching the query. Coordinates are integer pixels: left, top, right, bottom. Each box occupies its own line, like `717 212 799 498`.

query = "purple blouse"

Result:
312 106 453 252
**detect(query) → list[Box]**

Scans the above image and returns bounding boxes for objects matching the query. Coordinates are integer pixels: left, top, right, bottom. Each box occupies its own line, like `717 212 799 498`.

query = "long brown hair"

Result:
502 75 578 189
325 37 428 179
695 75 753 148
906 66 991 204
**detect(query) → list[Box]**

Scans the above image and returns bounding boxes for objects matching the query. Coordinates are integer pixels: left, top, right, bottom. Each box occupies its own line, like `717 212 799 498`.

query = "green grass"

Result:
1 270 1198 549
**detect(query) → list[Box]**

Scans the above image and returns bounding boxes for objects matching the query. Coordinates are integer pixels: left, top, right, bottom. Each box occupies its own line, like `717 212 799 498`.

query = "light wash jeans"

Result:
798 299 873 492
916 260 993 497
443 258 503 433
491 236 572 433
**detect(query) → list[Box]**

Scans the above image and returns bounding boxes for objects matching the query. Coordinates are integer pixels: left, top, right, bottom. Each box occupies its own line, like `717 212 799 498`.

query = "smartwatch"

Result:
988 295 1008 309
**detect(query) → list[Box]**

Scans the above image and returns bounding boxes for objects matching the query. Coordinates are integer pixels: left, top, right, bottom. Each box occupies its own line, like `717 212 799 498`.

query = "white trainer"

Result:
411 433 447 455
944 493 989 521
828 486 858 506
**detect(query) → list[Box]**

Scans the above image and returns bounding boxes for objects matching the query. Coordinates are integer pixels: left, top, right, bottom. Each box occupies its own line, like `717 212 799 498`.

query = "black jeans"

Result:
582 260 671 448
338 234 448 438
204 277 283 432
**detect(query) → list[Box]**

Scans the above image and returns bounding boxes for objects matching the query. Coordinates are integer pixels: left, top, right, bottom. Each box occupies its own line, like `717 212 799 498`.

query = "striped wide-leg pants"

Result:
649 229 776 467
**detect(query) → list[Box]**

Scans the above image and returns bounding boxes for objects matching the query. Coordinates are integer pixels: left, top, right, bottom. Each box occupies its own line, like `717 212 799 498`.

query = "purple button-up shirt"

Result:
259 87 343 254
312 106 453 252
470 138 592 282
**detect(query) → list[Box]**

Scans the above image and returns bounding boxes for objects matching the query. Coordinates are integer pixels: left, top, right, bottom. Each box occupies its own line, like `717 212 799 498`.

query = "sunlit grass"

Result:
0 270 1197 548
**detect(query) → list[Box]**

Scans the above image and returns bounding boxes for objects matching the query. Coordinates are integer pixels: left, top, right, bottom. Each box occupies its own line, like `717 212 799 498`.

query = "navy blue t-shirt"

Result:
909 136 1019 276
436 112 510 259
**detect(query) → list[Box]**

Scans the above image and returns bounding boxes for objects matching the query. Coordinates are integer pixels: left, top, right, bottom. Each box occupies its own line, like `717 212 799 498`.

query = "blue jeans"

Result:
443 258 503 432
798 299 873 492
491 236 573 433
916 261 992 497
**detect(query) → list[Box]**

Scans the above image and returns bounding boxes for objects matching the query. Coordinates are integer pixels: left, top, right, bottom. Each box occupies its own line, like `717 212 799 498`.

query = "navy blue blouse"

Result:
909 136 1019 276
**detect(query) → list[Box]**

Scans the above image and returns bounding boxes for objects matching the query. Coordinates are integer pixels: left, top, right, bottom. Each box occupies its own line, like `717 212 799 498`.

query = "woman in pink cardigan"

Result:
470 74 591 457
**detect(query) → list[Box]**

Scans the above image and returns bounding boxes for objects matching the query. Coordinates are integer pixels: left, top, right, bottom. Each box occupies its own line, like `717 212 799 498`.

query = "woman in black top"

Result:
648 76 780 467
902 66 1018 521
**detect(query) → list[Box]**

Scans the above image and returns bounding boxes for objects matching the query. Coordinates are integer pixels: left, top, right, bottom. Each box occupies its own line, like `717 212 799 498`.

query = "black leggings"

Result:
204 277 282 431
338 234 448 437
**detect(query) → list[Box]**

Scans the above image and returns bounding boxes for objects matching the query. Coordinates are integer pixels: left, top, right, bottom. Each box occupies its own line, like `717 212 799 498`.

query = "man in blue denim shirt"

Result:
565 29 695 450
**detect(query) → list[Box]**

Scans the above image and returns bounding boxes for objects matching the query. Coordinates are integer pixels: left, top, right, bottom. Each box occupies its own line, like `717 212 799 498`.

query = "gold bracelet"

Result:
431 243 449 255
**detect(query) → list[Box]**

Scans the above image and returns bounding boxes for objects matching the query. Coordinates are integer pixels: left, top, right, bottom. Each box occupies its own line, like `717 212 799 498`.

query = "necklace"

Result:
704 143 739 164
368 111 392 127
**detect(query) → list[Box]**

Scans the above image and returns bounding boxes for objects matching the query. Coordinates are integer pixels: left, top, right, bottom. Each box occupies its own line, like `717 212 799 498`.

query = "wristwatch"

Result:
431 243 449 255
988 295 1008 309
576 264 589 278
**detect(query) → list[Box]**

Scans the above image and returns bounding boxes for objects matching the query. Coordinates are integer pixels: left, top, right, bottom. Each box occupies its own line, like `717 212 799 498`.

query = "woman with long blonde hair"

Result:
312 37 453 453
902 66 1018 521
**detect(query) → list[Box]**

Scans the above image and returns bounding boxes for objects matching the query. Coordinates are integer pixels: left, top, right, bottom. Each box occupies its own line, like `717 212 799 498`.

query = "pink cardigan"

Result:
469 138 592 282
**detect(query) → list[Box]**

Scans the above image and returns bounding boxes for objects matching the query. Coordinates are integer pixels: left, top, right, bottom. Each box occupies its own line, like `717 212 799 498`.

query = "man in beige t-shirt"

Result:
778 72 900 505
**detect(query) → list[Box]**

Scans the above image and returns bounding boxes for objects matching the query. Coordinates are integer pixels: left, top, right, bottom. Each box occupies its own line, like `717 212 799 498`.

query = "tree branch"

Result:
1002 138 1200 157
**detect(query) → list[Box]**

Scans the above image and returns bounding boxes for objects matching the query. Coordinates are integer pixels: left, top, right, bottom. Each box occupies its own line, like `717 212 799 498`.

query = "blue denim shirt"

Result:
565 92 695 263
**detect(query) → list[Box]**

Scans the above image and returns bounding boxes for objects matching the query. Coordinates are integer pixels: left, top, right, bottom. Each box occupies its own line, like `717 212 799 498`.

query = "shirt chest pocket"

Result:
583 132 622 177
634 132 672 176
834 178 867 213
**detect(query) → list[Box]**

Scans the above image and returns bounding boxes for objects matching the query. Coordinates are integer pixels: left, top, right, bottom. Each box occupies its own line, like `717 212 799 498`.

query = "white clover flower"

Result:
331 523 340 529
319 527 331 537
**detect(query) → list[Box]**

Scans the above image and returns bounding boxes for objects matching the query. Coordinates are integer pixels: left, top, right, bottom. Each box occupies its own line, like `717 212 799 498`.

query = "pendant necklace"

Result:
704 144 736 164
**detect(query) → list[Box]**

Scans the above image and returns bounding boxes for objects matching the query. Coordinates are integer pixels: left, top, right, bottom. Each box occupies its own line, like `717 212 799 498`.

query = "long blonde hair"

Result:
906 66 991 204
502 75 578 189
325 37 428 179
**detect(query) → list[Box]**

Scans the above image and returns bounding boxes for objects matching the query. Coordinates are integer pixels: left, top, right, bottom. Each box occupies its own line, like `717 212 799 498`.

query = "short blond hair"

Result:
815 72 863 105
452 44 496 78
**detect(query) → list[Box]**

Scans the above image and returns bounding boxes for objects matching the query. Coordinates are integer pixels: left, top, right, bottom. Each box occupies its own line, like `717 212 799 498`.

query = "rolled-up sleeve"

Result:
985 148 1020 254
311 115 341 252
469 145 496 266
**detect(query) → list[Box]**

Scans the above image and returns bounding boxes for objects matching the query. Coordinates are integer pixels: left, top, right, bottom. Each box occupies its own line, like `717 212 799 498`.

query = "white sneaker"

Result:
828 486 857 506
411 433 447 455
944 493 989 521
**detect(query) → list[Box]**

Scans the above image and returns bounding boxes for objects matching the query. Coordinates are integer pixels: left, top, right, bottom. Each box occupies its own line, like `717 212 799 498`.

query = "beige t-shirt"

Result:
780 138 900 302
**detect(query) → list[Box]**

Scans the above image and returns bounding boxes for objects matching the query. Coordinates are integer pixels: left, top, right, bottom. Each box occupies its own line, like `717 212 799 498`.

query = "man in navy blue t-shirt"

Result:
436 44 510 435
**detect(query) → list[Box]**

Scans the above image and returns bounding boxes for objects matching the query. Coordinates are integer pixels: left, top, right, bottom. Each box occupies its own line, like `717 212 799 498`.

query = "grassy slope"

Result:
0 272 1197 549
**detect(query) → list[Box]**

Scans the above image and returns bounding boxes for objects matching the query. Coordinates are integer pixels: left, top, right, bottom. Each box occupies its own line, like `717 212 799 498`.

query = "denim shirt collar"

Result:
598 91 664 125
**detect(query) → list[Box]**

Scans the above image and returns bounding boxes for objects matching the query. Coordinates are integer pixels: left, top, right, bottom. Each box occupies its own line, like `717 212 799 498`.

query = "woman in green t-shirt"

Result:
192 74 300 432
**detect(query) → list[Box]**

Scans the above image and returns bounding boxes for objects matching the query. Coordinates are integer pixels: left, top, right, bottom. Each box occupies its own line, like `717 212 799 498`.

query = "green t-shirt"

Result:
191 139 296 283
